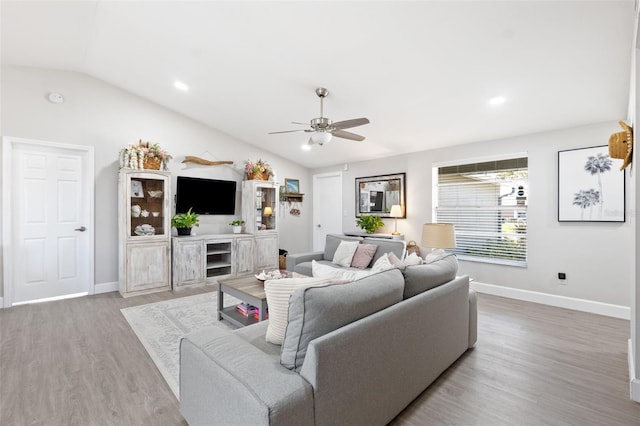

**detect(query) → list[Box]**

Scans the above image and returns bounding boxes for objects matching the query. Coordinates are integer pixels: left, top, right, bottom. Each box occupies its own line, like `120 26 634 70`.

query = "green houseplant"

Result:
229 220 245 234
172 208 200 236
356 215 385 234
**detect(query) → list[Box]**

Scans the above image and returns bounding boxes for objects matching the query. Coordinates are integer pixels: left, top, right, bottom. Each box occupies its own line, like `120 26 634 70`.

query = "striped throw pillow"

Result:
264 277 334 344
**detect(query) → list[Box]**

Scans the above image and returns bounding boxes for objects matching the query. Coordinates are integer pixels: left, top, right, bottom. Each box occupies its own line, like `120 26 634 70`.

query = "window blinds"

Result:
436 158 528 266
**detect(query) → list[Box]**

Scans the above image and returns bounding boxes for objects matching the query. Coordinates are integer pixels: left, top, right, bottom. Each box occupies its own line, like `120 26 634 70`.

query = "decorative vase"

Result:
232 225 242 234
176 227 191 236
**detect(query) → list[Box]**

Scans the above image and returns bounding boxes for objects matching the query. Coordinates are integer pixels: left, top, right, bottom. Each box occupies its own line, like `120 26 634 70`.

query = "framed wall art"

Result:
355 173 406 217
558 145 625 222
131 180 144 198
285 178 300 193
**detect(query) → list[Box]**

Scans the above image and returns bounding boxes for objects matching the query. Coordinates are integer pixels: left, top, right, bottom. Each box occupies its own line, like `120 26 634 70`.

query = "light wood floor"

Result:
1 288 638 425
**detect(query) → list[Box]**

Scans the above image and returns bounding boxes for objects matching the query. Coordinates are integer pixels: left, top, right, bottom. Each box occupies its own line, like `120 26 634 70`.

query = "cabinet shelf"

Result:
219 306 259 327
207 249 231 255
207 261 232 269
282 192 304 202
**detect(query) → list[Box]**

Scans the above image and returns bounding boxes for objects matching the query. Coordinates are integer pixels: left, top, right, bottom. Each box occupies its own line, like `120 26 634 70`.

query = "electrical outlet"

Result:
557 272 567 285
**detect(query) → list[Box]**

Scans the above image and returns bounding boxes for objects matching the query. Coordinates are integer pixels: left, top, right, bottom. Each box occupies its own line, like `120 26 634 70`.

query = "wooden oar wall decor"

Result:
182 156 233 166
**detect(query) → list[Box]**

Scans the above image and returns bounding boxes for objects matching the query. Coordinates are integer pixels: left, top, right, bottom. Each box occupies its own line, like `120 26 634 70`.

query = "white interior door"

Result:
3 137 94 306
313 172 343 251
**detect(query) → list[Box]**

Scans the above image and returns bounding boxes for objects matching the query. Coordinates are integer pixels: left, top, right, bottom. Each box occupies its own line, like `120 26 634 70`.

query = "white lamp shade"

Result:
389 204 403 218
421 223 456 249
263 206 273 216
310 131 332 145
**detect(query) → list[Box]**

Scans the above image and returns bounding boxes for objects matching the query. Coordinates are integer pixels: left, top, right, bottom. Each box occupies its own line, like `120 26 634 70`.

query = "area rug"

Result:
121 291 240 399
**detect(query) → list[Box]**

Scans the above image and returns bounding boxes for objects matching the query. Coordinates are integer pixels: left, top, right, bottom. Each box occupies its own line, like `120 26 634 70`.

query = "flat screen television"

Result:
175 176 236 215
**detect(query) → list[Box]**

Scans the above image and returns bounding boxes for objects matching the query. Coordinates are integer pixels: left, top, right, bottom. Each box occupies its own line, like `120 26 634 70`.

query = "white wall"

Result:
314 121 633 308
0 65 312 296
631 8 639 400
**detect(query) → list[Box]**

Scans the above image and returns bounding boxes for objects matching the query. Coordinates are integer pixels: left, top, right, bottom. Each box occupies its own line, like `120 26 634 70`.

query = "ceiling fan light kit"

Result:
310 131 332 146
269 87 369 147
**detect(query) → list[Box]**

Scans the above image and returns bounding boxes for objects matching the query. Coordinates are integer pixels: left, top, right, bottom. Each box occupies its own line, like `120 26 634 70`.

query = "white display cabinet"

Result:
118 169 171 297
242 180 279 271
242 180 278 234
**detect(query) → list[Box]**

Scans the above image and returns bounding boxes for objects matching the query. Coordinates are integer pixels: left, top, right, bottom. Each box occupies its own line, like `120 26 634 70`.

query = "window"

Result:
434 156 528 267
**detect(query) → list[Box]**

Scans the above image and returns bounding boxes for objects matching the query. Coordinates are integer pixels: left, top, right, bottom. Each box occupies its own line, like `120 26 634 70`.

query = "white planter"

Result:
232 226 242 234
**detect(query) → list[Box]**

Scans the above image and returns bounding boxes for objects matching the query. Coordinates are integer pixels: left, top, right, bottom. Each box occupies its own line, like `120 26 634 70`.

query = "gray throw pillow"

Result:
401 253 458 299
280 269 404 372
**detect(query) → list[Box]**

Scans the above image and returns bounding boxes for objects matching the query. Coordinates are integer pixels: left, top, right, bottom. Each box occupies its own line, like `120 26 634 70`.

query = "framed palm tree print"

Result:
558 145 625 222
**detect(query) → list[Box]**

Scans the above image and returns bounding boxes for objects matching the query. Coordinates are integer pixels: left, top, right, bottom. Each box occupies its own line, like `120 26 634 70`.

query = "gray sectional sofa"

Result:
180 254 477 426
286 233 407 276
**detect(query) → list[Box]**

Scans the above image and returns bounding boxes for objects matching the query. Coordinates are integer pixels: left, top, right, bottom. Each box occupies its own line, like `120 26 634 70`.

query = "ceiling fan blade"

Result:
332 129 365 141
291 121 310 125
332 118 370 130
268 129 307 134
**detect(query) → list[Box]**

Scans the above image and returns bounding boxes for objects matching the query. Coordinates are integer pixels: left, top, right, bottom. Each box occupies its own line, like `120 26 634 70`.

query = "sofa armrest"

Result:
180 326 314 426
286 251 324 271
468 289 477 347
299 275 471 426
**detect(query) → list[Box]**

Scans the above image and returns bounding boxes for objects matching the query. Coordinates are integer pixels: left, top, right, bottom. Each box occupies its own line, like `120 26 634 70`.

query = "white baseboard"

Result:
471 281 630 320
0 284 116 308
94 281 118 294
630 339 640 403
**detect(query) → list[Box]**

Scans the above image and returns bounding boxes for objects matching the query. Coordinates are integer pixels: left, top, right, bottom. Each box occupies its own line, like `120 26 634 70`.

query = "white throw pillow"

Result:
370 253 395 273
312 260 370 281
424 250 448 264
264 276 333 344
332 241 360 267
403 252 424 266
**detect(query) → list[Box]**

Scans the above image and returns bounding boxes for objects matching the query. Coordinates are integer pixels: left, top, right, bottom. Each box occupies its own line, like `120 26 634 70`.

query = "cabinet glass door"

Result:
255 185 276 231
130 175 167 237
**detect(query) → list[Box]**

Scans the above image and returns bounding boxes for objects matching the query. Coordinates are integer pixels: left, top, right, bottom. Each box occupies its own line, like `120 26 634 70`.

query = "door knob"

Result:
74 226 87 232
317 224 321 228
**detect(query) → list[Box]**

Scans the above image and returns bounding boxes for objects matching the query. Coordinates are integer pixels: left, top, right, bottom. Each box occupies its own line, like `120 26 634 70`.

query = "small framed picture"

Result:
285 178 300 193
131 180 144 198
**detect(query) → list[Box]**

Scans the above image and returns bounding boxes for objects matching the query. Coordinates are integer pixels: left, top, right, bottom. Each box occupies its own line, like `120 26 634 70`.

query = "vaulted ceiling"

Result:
1 1 634 168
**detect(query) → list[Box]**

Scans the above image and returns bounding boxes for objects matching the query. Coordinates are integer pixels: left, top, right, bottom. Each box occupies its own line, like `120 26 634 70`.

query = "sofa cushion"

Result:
370 253 395 273
312 260 371 281
323 234 363 261
350 243 378 268
387 251 404 268
401 253 458 299
366 238 407 266
332 240 360 267
264 276 335 344
281 268 405 372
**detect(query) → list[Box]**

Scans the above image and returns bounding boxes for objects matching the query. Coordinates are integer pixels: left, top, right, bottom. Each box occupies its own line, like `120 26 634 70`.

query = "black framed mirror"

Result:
355 173 406 217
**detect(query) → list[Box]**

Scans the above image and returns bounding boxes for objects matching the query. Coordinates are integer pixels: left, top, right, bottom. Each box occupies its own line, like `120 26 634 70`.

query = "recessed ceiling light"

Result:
174 80 189 91
489 96 506 105
301 144 311 151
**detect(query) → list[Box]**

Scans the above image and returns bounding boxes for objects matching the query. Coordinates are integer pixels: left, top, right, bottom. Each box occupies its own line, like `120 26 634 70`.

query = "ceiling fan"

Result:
269 87 370 146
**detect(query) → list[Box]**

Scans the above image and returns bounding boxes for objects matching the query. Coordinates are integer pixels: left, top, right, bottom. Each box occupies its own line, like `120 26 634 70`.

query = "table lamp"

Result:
421 223 456 256
263 206 273 228
389 205 403 235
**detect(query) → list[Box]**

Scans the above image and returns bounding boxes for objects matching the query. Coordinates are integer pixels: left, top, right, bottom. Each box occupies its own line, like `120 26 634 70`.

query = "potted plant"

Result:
172 208 200 236
356 215 385 234
229 220 245 234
